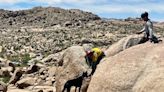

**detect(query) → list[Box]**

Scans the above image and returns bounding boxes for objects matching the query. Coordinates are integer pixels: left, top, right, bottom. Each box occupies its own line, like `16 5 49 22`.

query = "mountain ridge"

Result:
0 6 100 28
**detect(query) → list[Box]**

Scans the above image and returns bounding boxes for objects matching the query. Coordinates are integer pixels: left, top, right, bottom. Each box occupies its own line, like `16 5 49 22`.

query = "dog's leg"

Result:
75 87 77 92
62 88 65 92
62 85 66 92
67 87 71 92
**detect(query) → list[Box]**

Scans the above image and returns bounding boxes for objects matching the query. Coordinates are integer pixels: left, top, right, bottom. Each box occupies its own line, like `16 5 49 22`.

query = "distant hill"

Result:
0 6 100 28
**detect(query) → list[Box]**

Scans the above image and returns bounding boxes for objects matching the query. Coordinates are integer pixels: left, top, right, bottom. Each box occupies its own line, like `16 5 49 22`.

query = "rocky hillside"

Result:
0 6 100 28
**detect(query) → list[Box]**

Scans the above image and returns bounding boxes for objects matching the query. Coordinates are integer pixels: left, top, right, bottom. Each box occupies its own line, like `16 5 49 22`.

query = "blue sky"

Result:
0 0 164 21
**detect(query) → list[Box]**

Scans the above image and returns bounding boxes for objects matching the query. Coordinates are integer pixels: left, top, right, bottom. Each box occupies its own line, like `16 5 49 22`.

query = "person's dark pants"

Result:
139 32 159 44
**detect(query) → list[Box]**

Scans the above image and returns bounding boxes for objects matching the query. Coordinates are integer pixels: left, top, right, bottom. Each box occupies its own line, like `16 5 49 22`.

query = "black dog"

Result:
62 72 88 92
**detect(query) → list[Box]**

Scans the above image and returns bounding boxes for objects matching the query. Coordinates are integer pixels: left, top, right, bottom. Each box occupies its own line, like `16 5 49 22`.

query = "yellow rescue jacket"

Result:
91 48 103 62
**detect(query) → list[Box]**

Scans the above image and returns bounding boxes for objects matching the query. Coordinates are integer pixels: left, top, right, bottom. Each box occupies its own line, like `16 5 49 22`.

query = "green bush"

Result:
21 53 31 66
7 53 31 67
0 48 6 58
0 76 10 83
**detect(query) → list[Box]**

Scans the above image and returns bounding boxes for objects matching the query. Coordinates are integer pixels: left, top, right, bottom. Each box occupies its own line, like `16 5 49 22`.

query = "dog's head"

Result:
82 71 88 77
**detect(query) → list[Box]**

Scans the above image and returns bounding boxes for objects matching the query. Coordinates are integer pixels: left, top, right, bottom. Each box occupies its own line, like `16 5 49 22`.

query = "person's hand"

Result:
150 38 154 42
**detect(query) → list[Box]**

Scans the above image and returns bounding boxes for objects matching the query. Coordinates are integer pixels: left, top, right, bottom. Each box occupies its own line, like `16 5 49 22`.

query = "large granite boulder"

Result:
105 34 143 57
88 42 164 92
56 46 90 92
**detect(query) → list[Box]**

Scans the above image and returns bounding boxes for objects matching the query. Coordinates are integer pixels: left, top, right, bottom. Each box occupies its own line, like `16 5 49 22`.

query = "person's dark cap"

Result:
141 12 148 18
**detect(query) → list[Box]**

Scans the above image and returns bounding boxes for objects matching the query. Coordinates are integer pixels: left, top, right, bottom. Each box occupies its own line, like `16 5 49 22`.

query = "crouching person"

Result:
85 48 105 76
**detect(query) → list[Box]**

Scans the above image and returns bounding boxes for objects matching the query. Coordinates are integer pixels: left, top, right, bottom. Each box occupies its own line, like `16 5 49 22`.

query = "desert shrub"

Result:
0 76 10 83
7 53 31 67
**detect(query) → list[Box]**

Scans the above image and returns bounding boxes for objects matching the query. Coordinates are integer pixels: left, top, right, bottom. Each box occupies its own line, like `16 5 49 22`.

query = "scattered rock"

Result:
7 89 31 92
9 68 24 84
0 62 15 77
82 44 94 51
64 21 73 27
0 46 2 53
41 54 55 63
32 86 56 92
29 52 36 58
0 58 9 66
0 81 7 92
0 68 11 77
26 64 40 74
16 77 37 89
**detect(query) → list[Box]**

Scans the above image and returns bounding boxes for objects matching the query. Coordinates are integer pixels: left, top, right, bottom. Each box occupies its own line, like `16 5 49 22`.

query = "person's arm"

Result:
147 22 153 39
136 27 145 34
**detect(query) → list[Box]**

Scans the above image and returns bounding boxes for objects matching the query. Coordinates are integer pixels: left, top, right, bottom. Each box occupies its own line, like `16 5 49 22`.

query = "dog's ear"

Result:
83 71 88 77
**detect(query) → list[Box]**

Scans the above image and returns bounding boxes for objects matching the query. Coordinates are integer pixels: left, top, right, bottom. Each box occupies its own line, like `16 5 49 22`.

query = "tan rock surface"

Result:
88 42 164 92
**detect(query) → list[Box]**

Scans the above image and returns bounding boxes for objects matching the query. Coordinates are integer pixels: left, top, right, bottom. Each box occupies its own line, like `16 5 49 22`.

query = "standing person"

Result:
137 12 159 43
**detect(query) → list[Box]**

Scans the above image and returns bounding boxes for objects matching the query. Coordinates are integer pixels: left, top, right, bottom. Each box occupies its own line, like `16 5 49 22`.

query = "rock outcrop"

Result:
0 62 15 77
88 42 164 92
56 46 90 92
8 68 24 85
0 82 7 92
25 64 40 74
16 77 37 89
105 34 143 57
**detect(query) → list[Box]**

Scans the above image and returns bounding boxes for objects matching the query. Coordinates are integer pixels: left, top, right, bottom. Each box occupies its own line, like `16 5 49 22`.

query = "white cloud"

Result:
0 0 96 5
78 3 164 14
31 0 96 5
113 0 145 2
0 0 23 4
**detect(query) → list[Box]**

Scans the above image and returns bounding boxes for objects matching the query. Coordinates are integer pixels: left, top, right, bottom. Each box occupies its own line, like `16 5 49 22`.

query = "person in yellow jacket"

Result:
85 48 105 75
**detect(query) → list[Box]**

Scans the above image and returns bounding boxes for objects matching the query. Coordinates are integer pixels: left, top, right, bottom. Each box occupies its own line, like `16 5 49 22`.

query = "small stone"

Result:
0 46 2 53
